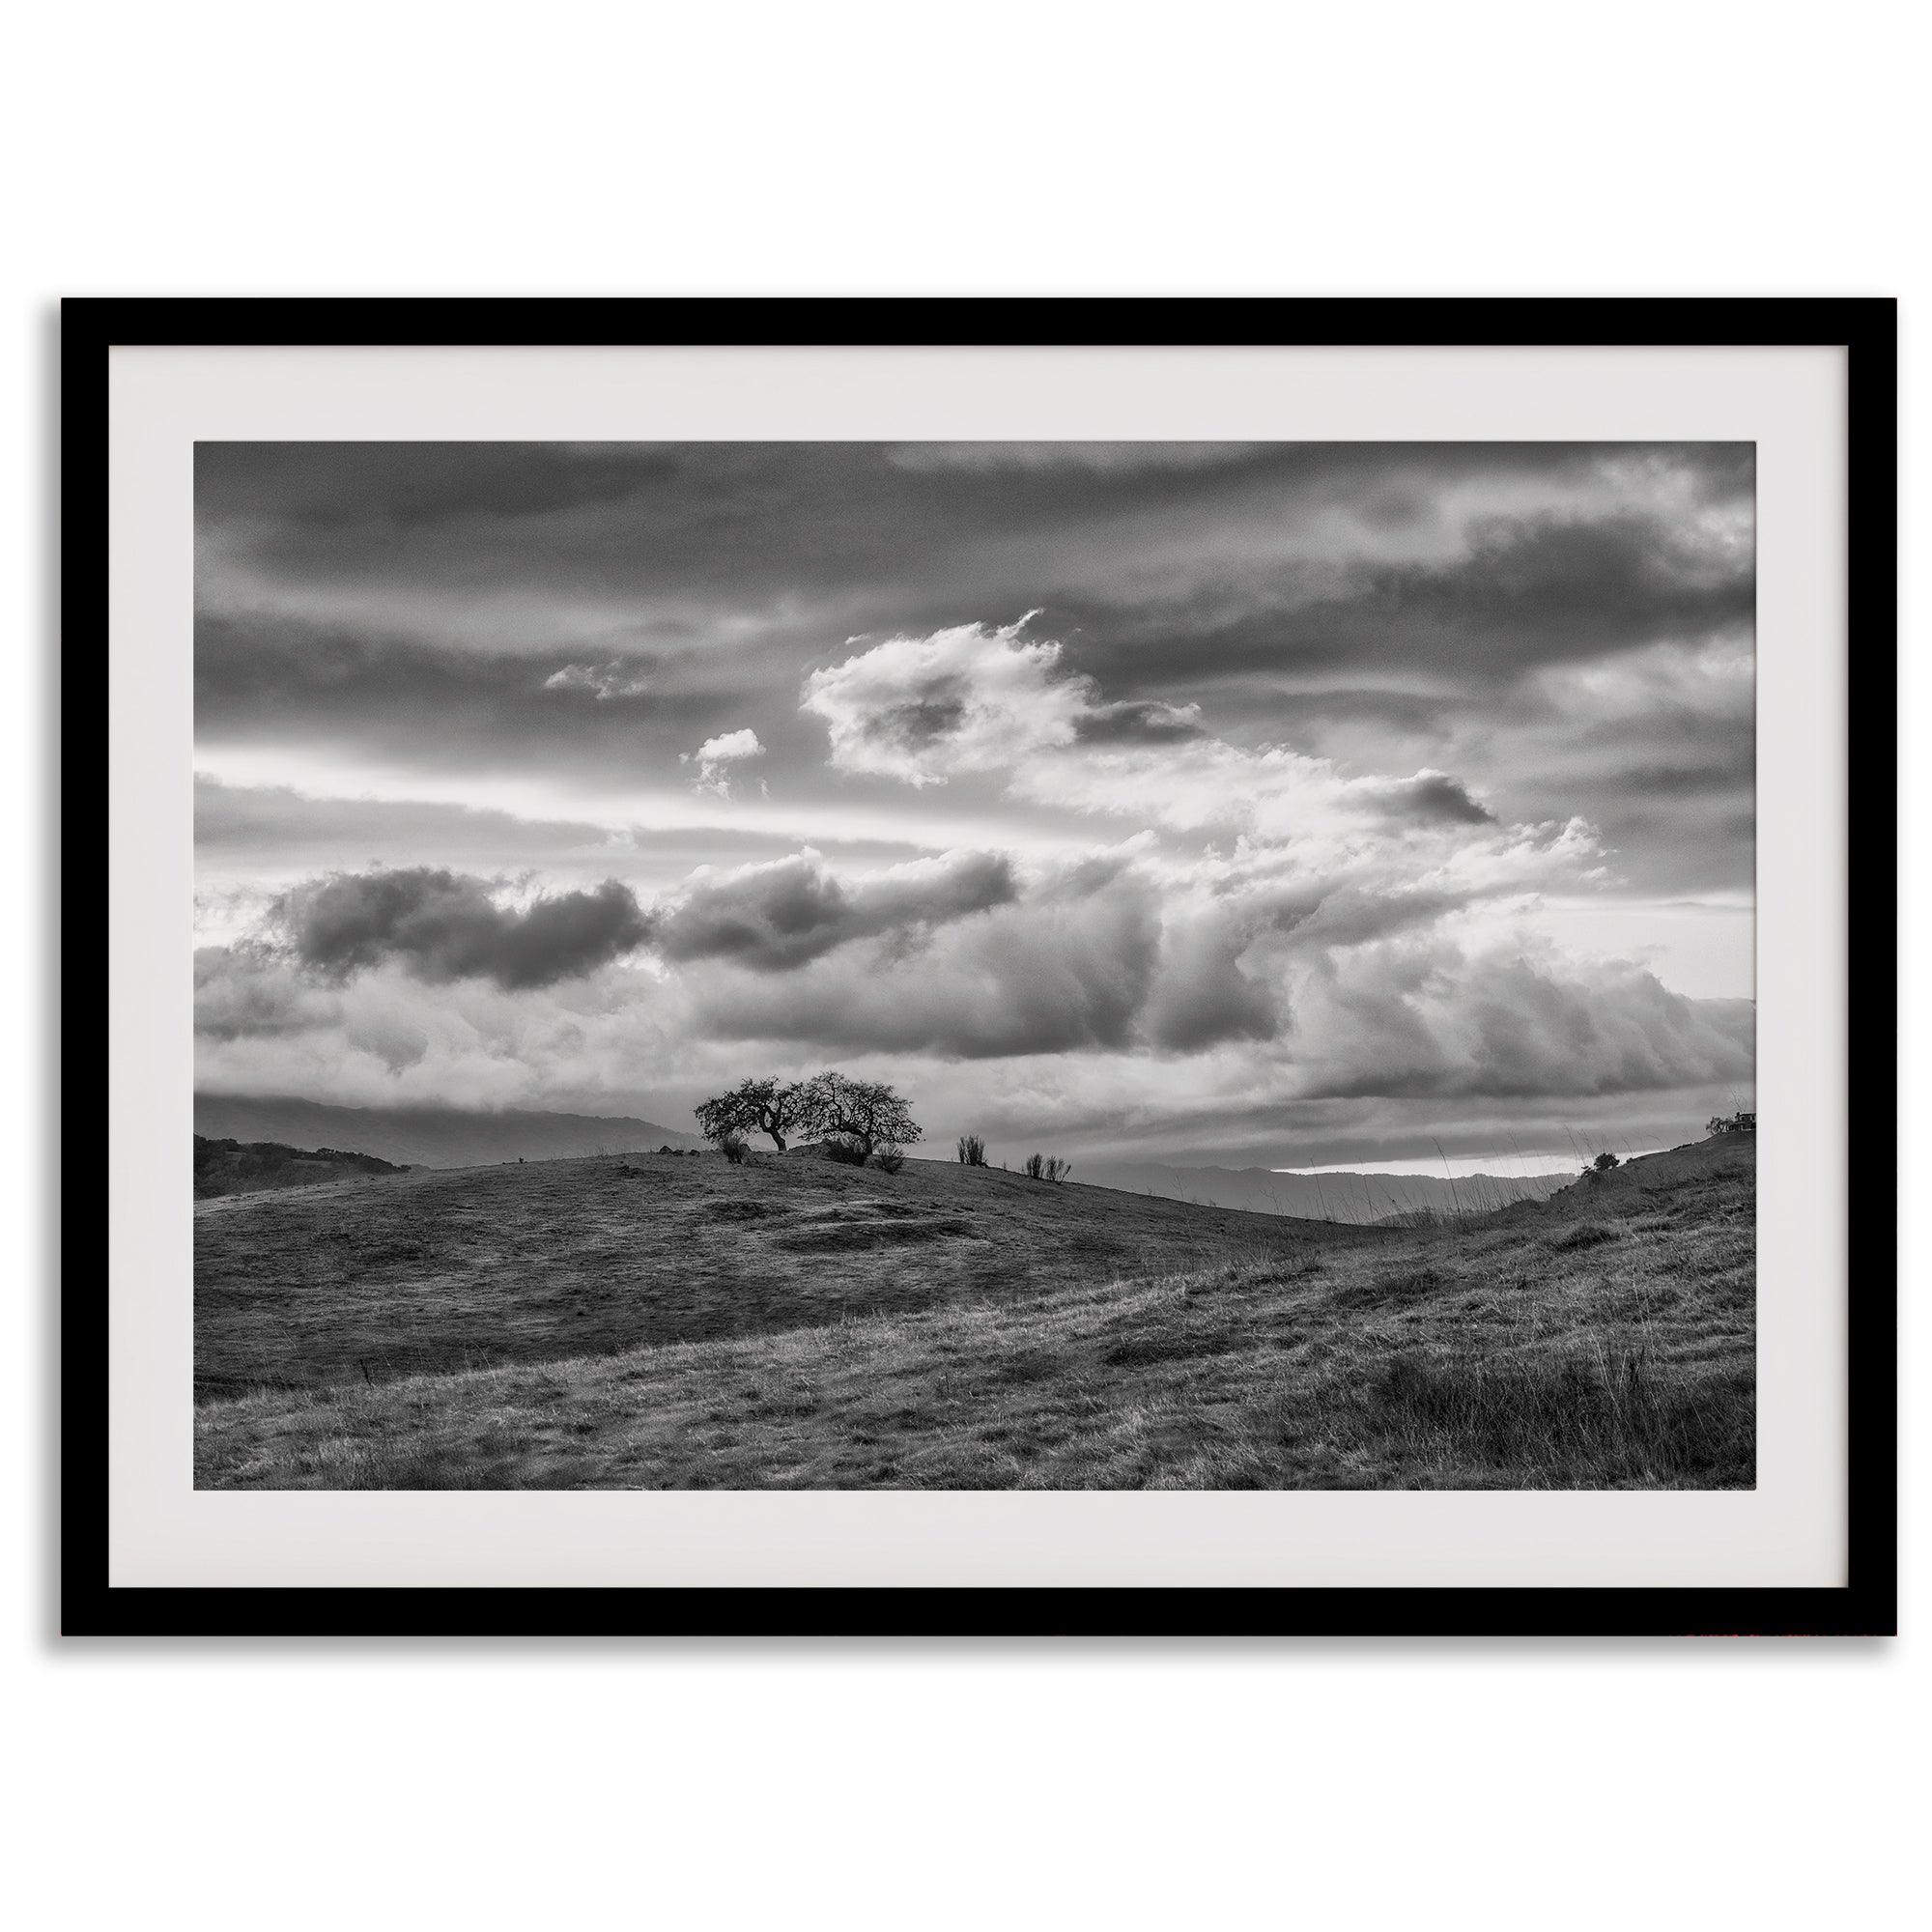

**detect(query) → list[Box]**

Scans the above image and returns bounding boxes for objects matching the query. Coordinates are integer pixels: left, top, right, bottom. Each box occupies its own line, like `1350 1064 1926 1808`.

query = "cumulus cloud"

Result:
802 616 1096 786
651 847 1016 973
273 867 652 990
684 727 765 796
645 867 1752 1104
801 617 1580 888
1283 937 1755 1101
692 867 1165 1059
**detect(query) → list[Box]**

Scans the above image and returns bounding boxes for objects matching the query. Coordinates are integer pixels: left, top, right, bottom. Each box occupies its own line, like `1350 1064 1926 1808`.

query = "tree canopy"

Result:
799 1071 923 1158
694 1076 812 1151
695 1071 923 1159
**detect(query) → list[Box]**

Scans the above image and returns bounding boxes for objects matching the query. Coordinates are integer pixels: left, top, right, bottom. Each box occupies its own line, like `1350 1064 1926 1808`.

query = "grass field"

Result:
194 1134 1753 1491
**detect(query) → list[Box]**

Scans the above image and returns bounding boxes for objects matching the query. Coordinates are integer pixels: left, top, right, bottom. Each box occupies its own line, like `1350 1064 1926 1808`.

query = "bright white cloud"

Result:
801 617 1604 895
802 616 1091 787
683 727 766 797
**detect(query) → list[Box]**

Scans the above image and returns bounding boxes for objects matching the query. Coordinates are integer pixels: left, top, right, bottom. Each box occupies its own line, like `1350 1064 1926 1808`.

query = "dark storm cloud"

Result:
651 849 1018 973
1359 511 1752 659
197 442 1750 652
691 875 1166 1059
276 868 652 990
1362 772 1497 827
1058 506 1753 698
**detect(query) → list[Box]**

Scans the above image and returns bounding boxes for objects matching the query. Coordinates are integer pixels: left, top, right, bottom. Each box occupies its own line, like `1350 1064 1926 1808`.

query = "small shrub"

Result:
820 1136 869 1165
956 1134 987 1166
720 1136 750 1165
1586 1151 1621 1177
1022 1152 1071 1182
873 1147 906 1175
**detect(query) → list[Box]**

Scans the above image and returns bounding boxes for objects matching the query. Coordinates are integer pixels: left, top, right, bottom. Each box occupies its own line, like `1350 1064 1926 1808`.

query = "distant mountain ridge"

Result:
1075 1159 1569 1222
192 1094 707 1168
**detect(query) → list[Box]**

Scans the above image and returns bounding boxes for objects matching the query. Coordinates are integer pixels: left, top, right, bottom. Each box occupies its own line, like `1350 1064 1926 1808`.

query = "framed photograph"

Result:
71 298 1895 1636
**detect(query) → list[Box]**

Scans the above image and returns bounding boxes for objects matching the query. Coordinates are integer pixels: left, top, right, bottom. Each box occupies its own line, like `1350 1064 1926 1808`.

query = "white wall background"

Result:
4 4 1918 1927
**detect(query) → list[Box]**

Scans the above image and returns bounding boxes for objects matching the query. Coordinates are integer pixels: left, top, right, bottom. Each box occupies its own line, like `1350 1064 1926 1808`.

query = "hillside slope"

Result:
194 1146 1343 1401
195 1135 1754 1490
192 1094 706 1167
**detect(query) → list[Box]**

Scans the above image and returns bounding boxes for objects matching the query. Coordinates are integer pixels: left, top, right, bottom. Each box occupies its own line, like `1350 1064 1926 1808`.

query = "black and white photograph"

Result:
190 437 1758 1492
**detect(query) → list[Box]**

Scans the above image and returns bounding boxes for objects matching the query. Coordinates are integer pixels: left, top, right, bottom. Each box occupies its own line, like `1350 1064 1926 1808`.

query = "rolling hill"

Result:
194 1134 408 1200
192 1147 1348 1399
194 1134 1755 1491
192 1094 706 1167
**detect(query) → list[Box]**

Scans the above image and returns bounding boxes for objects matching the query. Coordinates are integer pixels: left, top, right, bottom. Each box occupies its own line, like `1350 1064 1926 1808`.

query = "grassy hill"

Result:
194 1149 1343 1400
194 1134 1754 1491
194 1133 408 1201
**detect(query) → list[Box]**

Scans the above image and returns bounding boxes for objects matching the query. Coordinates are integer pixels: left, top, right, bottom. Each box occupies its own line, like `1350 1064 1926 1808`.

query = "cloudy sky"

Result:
194 440 1755 1167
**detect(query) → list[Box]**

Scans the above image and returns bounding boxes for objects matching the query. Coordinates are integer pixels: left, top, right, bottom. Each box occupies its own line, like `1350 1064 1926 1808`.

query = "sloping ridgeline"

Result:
194 1134 408 1201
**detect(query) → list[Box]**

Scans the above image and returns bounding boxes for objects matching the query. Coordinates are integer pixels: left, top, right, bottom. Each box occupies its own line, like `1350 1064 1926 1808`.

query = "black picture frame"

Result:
65 297 1898 1638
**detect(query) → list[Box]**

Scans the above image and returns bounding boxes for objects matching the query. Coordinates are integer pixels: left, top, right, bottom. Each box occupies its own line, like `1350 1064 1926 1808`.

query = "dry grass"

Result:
193 1147 1340 1400
195 1135 1754 1491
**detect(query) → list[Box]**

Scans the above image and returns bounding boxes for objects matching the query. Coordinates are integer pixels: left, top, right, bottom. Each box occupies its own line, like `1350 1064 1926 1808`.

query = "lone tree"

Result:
695 1076 812 1152
1589 1150 1621 1175
800 1071 923 1160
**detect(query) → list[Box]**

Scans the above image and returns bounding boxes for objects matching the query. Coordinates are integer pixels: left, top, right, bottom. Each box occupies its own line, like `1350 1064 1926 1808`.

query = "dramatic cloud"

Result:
802 616 1089 786
1364 772 1497 827
195 440 1755 1161
683 727 766 797
801 618 1569 883
691 867 1165 1059
1054 499 1753 695
651 848 1016 972
274 868 652 990
1283 938 1756 1101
